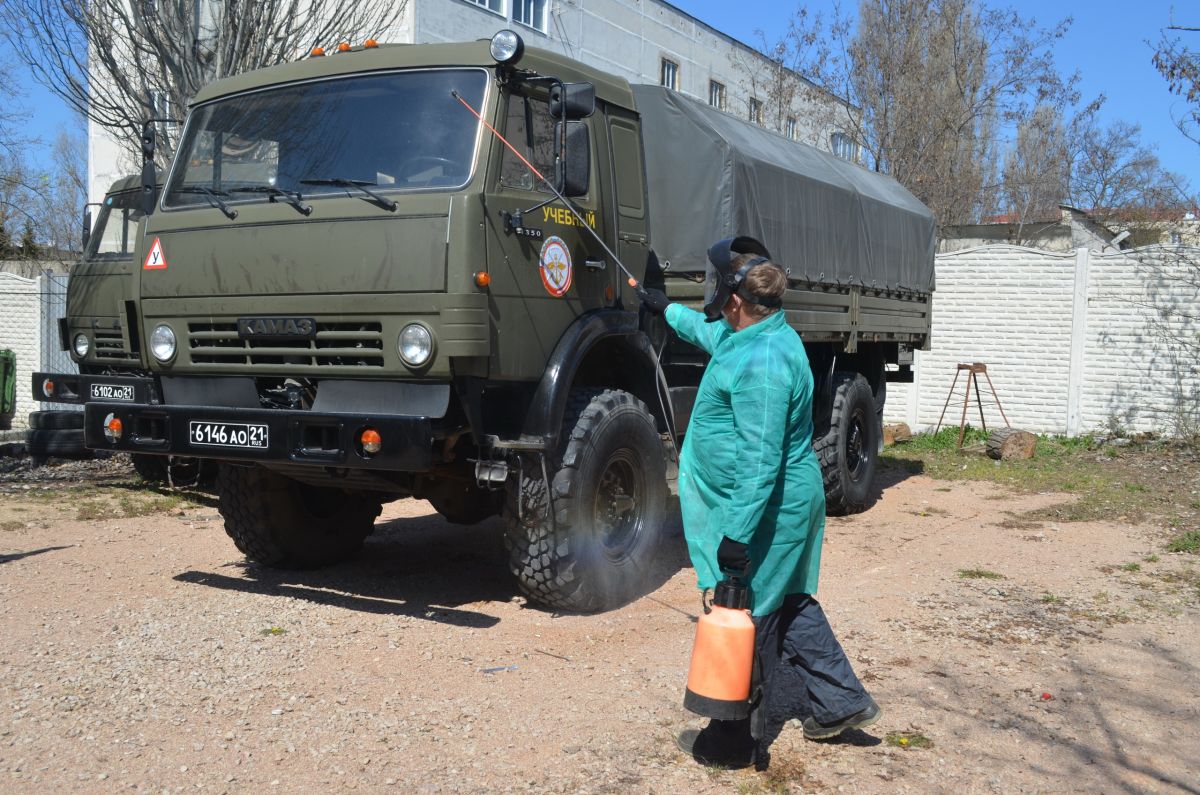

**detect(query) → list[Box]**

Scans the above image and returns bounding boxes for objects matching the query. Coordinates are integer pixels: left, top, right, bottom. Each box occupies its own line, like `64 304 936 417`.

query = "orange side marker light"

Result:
473 271 491 289
361 428 382 454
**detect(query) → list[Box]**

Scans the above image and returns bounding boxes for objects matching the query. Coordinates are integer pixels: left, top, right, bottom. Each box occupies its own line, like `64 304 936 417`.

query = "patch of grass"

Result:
1168 531 1200 554
1120 562 1142 572
1040 593 1065 604
260 627 287 636
958 568 1004 580
885 433 1200 529
0 520 26 532
885 730 933 749
1144 554 1161 563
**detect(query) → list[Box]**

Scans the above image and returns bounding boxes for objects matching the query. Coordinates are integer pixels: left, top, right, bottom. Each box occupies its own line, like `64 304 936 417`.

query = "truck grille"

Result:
187 321 385 367
94 328 137 362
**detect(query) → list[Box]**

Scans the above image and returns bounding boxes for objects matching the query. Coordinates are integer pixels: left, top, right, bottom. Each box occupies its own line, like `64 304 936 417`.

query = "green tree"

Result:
0 219 12 259
19 218 38 260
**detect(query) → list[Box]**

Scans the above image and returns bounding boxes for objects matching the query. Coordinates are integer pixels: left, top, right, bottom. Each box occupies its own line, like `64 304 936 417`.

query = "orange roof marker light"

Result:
364 39 379 49
310 46 325 57
473 271 491 289
337 42 351 52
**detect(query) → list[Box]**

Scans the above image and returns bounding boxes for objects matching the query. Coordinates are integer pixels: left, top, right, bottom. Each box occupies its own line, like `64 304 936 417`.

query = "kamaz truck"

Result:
81 32 935 612
29 176 211 483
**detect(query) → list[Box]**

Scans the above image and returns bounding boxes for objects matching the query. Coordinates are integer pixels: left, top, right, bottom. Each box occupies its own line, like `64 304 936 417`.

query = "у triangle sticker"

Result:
143 237 167 270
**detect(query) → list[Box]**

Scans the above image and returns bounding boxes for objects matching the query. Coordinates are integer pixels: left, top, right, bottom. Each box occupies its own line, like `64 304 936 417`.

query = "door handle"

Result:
584 258 606 271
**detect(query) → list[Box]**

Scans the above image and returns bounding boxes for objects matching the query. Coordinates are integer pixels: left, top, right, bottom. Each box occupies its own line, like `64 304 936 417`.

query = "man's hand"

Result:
636 284 671 314
717 536 750 577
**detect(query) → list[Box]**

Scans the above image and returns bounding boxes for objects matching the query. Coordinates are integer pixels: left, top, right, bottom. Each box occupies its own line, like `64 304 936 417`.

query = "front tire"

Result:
815 372 879 515
217 465 382 568
503 388 668 613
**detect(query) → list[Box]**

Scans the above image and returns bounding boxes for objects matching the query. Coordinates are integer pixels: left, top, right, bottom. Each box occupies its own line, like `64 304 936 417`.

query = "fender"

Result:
522 308 666 458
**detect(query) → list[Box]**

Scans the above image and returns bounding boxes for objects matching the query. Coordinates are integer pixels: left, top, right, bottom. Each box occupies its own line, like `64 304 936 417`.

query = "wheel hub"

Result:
594 454 642 559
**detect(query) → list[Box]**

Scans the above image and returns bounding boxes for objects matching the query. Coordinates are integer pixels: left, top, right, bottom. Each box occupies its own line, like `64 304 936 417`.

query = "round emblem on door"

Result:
539 236 573 298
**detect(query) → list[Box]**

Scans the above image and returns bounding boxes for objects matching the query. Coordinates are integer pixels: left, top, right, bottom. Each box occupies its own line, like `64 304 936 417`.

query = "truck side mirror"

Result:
549 82 595 120
554 121 590 198
140 120 157 215
82 207 93 251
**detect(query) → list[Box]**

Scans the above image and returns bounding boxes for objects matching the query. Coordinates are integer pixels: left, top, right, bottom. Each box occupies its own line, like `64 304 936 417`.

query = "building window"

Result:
709 80 726 110
748 98 762 125
660 58 679 91
463 0 505 15
785 117 797 140
1170 230 1182 245
513 0 546 31
831 132 858 161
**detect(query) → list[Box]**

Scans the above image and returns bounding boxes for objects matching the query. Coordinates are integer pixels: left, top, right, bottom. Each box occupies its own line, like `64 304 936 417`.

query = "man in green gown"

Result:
638 237 881 769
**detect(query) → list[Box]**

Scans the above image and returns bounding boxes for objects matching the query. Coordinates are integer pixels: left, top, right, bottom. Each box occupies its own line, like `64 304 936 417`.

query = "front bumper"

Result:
32 372 158 405
83 402 434 471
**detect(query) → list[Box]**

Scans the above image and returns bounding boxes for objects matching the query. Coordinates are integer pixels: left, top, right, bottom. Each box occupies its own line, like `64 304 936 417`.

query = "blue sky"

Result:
11 0 1200 190
671 0 1199 189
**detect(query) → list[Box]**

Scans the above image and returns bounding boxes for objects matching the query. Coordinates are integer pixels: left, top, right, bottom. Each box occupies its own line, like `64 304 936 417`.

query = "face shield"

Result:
703 236 773 322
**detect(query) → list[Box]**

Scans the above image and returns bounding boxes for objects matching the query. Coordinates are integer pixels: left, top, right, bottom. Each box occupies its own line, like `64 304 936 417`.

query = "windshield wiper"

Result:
300 178 397 212
175 186 238 220
229 186 313 216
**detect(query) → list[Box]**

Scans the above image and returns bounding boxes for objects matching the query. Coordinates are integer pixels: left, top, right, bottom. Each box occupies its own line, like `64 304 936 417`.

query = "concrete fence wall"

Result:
885 244 1200 437
0 272 75 430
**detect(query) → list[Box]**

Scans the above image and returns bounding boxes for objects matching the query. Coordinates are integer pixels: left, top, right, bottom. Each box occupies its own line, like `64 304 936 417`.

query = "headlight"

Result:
490 30 524 65
150 324 177 362
72 333 90 358
398 324 433 367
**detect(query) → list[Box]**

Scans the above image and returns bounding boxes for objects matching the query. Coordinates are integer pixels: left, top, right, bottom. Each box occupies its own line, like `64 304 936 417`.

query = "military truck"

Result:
81 32 934 612
29 175 211 482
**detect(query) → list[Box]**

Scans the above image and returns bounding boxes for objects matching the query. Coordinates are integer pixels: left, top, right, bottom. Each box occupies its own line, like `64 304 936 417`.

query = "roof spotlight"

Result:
490 30 524 65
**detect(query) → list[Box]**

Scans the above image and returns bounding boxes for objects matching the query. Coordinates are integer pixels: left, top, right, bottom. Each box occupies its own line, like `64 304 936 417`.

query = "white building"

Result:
88 0 855 202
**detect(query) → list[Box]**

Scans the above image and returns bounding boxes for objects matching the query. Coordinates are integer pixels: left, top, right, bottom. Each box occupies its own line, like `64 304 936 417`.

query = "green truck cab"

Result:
82 33 934 612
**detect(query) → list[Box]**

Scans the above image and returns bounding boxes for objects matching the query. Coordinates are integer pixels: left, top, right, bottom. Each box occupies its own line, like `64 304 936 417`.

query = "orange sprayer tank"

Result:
684 578 755 720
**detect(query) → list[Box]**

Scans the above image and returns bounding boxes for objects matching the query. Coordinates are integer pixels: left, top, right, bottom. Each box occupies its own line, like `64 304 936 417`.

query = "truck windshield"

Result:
163 69 488 209
85 190 146 259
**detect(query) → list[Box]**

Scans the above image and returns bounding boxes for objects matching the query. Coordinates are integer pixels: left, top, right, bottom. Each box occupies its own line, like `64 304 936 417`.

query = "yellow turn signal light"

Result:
361 428 382 455
41 378 55 398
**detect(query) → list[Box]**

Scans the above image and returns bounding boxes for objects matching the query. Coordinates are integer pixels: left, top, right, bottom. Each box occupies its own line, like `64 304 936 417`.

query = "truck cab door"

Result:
482 87 611 381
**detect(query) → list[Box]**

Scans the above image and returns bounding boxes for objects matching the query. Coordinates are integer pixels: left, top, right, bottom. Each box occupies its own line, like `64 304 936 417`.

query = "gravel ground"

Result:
0 456 1197 793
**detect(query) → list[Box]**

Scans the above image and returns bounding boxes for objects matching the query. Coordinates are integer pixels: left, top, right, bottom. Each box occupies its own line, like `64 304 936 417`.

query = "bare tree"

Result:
732 11 842 146
1066 119 1188 217
1000 104 1069 243
1153 24 1199 143
786 0 1076 227
1 0 408 166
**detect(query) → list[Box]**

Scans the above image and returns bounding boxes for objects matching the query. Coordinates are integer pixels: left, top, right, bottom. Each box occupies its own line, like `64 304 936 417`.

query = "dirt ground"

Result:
0 456 1197 794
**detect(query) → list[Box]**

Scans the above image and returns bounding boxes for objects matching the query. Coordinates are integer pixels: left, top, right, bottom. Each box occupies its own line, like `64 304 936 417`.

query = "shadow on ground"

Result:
176 500 691 627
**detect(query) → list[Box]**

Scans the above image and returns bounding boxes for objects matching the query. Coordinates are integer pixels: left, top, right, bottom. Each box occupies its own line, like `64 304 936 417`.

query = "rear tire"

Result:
426 479 502 525
217 464 382 568
503 388 668 613
28 410 84 431
132 454 170 483
27 428 86 458
815 372 879 515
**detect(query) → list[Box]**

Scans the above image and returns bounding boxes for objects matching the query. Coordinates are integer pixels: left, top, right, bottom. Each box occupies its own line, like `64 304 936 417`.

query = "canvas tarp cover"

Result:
631 85 936 293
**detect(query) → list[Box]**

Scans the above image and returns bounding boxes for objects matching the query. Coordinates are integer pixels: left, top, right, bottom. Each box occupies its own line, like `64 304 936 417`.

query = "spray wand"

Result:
451 90 641 289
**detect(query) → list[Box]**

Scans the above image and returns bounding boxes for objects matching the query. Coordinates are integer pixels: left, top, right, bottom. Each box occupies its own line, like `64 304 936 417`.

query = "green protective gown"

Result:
665 304 826 616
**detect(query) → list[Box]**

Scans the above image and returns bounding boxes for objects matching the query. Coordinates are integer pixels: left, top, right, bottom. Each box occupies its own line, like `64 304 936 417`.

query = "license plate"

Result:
90 382 135 402
189 421 269 449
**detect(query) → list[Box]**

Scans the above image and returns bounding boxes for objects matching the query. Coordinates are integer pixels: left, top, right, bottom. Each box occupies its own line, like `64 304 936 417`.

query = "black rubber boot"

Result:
675 718 756 769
